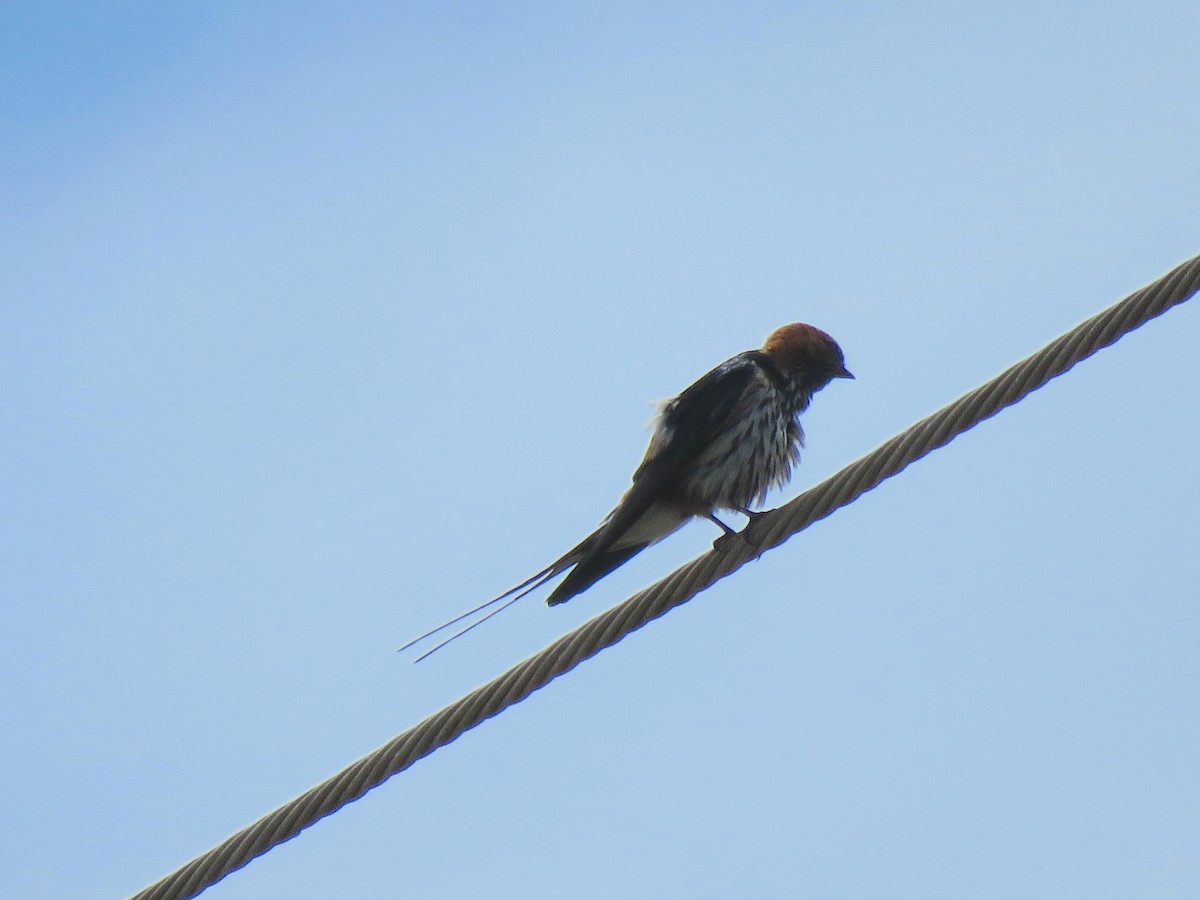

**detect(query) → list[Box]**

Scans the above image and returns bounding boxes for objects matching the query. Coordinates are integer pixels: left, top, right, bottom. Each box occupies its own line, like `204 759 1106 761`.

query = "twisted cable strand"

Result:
131 254 1200 900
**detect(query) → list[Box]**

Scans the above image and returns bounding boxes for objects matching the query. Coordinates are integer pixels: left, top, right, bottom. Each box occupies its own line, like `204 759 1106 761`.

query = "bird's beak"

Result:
835 366 855 380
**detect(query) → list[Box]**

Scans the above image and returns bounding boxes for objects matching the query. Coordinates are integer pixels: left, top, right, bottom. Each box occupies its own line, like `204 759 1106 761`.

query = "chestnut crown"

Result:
761 323 853 380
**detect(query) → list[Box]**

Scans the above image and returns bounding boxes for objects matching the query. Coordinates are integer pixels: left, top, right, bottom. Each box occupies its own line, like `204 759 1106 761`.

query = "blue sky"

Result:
3 3 1198 898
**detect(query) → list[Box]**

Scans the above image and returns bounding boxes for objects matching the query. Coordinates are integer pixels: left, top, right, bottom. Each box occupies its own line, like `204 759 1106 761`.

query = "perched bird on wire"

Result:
402 323 853 661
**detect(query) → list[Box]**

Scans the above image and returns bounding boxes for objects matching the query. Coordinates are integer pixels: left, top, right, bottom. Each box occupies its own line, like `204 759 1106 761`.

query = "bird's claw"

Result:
712 509 768 551
713 531 739 552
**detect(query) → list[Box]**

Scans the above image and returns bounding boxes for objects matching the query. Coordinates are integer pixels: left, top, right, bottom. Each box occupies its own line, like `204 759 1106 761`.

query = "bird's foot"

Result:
710 509 769 551
738 508 769 547
707 513 740 552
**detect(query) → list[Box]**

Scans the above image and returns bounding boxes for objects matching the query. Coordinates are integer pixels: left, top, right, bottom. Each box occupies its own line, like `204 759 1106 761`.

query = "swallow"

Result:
401 323 852 660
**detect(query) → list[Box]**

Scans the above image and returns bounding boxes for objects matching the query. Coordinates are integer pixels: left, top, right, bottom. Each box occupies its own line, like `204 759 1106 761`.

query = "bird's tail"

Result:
398 502 691 660
544 542 650 606
545 500 692 605
397 533 596 662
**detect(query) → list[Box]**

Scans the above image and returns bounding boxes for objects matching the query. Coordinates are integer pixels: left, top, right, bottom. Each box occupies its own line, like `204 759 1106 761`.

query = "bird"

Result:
401 323 853 660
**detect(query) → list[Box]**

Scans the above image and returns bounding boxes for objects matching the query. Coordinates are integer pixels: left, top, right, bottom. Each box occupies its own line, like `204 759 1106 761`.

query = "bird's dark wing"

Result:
635 352 768 479
546 353 764 605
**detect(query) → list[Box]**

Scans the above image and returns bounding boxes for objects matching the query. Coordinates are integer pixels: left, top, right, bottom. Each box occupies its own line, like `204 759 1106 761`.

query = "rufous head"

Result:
761 323 854 381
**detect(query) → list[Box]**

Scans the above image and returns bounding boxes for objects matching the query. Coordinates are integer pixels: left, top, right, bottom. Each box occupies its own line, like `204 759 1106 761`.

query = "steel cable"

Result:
131 253 1200 900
